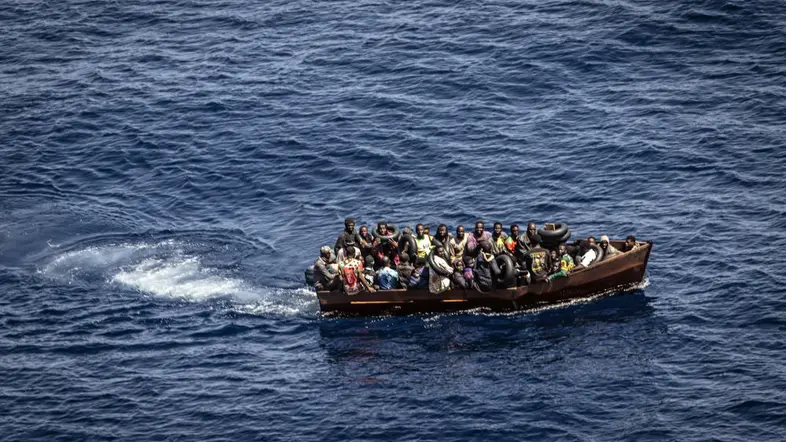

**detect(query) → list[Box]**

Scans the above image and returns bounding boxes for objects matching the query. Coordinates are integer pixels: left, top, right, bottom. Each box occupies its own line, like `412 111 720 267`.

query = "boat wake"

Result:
38 237 318 316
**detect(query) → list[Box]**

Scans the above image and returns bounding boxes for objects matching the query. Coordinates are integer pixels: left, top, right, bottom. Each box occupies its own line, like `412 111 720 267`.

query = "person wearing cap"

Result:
313 246 340 291
334 218 363 256
599 235 621 258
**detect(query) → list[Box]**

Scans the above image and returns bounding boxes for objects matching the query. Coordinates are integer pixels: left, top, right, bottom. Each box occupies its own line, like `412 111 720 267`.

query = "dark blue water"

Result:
2 0 786 440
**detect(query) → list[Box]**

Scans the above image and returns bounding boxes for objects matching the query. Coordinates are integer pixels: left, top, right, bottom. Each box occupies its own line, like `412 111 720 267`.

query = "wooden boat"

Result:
317 240 652 315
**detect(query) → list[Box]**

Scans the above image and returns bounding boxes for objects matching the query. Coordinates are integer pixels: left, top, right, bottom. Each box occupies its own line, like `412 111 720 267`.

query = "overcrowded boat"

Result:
306 219 652 315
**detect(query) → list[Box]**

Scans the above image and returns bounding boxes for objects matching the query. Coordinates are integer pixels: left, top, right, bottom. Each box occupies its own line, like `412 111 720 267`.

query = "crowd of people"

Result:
313 218 639 295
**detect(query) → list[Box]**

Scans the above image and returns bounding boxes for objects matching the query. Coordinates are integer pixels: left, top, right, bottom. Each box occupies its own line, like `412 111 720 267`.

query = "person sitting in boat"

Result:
449 225 468 262
515 222 539 255
397 253 414 289
504 224 520 256
362 256 377 288
376 257 399 290
490 222 509 255
313 246 341 291
548 244 575 280
599 235 621 258
336 240 362 262
587 236 597 246
334 218 363 256
574 239 597 268
371 222 400 268
466 220 491 257
338 246 375 295
432 224 454 257
408 257 429 289
358 225 374 258
473 241 500 292
414 224 433 259
524 234 551 284
451 259 469 289
623 235 638 252
428 245 453 294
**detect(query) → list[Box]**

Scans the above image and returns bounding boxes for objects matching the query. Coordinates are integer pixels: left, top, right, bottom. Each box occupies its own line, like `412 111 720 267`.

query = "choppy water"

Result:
2 0 786 440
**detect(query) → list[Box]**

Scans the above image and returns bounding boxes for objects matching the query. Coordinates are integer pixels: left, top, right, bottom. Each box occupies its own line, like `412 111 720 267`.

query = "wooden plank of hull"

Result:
317 240 652 315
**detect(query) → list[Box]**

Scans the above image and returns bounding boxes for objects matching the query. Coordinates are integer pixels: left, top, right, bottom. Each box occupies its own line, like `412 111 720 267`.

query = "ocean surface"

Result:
2 0 786 440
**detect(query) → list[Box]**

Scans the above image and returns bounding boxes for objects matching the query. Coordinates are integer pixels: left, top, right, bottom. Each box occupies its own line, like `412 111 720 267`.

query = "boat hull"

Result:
317 240 652 316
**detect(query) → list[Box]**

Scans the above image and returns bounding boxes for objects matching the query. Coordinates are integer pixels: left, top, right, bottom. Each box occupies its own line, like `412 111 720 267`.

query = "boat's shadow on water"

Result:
316 290 658 366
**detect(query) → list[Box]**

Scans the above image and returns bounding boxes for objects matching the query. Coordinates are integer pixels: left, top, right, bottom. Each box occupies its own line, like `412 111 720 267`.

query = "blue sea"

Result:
2 0 785 440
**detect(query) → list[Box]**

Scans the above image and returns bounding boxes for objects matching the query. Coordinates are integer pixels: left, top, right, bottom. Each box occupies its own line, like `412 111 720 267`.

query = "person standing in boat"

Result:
599 235 621 258
428 245 453 294
432 224 454 258
490 222 508 255
313 246 341 291
371 222 399 268
357 225 374 259
414 224 433 259
449 225 468 263
334 218 363 257
466 220 491 257
524 234 551 284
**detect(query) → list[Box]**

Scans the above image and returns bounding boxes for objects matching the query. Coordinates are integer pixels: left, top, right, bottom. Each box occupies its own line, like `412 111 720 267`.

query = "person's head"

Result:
557 244 567 256
320 245 332 259
588 236 597 246
400 253 410 264
345 245 356 258
359 225 369 237
414 257 426 269
344 218 355 233
530 233 542 247
364 255 375 268
493 222 503 236
416 223 425 237
479 240 492 253
550 249 558 260
599 235 610 250
463 256 475 268
626 235 637 248
577 239 588 252
454 259 465 271
527 222 537 238
510 224 520 237
402 226 412 236
435 245 445 257
424 226 431 235
376 222 387 235
456 225 465 238
474 220 485 235
381 256 390 268
437 224 448 238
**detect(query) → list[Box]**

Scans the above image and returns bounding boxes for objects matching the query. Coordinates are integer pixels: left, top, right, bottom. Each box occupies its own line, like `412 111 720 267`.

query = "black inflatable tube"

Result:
494 254 517 288
543 230 571 246
372 223 401 241
427 250 452 277
538 223 568 239
398 234 417 263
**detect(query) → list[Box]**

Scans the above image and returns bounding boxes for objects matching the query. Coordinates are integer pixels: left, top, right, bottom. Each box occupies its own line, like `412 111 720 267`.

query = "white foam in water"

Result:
112 256 251 301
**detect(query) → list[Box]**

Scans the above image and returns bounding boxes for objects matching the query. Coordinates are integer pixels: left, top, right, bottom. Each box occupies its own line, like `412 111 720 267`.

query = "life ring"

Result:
542 230 571 247
537 223 568 239
589 244 605 265
427 250 452 277
372 223 401 241
398 234 417 263
494 254 517 288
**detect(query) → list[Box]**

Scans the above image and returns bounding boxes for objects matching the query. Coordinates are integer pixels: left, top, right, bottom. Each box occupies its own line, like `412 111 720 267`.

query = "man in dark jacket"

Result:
334 218 363 256
473 241 500 292
524 234 551 284
397 253 414 289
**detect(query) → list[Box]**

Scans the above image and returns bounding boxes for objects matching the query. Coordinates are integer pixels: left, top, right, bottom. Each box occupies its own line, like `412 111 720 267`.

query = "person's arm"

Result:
356 266 376 292
314 260 333 283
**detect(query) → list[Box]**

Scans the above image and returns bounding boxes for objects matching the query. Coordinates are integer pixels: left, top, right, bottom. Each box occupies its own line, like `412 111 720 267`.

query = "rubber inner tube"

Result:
398 233 417 263
494 254 517 288
543 230 571 247
431 238 444 248
538 223 568 239
427 250 452 277
372 223 401 241
589 244 604 265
